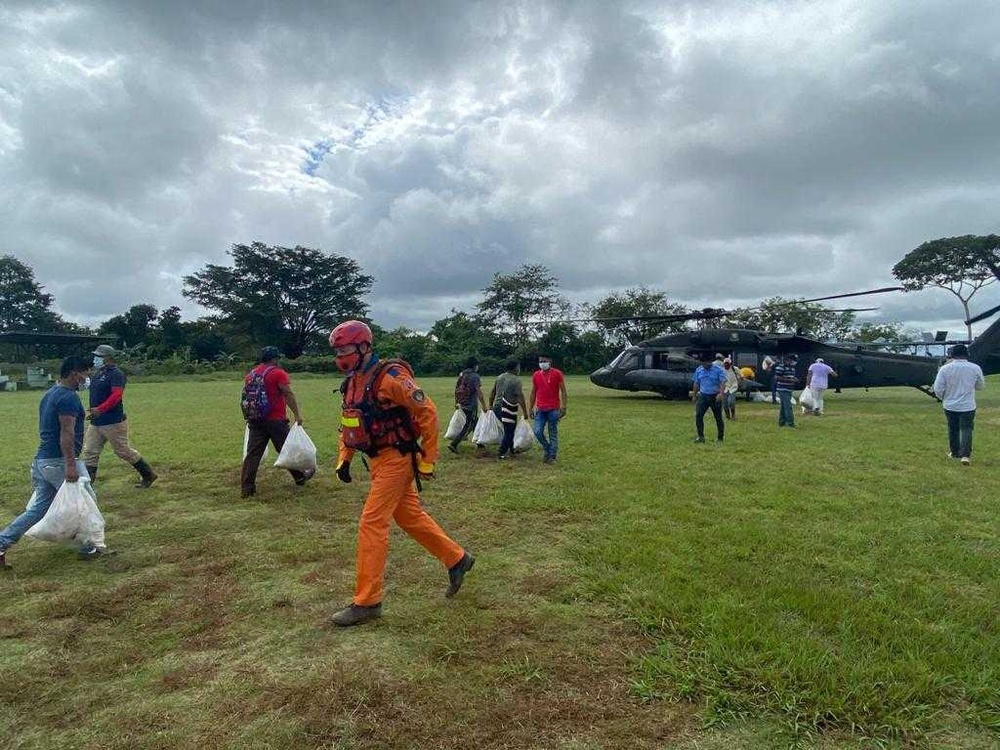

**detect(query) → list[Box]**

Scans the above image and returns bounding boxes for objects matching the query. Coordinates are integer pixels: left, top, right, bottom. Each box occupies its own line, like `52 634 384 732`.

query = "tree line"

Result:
2 234 998 373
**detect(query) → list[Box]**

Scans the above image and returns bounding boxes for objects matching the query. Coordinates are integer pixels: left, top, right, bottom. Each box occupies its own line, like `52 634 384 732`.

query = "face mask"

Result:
335 345 364 373
538 362 551 371
93 356 104 368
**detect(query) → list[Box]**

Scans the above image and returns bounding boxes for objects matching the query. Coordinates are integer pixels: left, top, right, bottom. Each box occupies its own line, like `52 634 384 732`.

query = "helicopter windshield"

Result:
609 348 640 371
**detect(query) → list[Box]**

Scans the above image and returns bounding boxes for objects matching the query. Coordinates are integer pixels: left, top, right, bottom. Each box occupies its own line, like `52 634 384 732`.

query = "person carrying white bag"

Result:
274 423 318 473
0 355 112 571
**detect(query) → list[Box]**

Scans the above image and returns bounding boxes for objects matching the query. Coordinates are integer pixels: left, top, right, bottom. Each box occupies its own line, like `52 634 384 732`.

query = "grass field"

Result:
1 374 998 749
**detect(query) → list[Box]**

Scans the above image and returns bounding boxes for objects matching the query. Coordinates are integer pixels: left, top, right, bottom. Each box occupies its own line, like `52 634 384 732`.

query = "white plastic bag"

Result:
26 479 105 548
799 388 815 411
274 424 317 472
471 410 504 445
444 409 466 441
513 418 535 452
242 425 270 462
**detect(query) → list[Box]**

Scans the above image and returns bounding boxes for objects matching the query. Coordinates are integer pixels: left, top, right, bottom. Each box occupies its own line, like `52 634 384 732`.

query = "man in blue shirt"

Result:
82 344 158 488
691 353 727 443
0 356 109 570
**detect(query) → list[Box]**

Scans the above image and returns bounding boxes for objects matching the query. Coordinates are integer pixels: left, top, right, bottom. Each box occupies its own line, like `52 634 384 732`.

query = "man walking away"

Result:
1 356 110 570
933 344 984 466
691 353 726 442
239 346 312 498
806 358 838 416
773 354 800 427
82 344 158 488
529 355 567 463
447 357 488 454
489 360 529 459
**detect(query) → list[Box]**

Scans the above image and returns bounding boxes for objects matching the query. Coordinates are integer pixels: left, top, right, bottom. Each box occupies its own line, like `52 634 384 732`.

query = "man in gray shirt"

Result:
488 361 529 458
932 344 985 465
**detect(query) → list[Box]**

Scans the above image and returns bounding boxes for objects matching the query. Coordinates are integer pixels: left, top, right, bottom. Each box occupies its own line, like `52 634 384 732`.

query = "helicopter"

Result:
588 288 1000 400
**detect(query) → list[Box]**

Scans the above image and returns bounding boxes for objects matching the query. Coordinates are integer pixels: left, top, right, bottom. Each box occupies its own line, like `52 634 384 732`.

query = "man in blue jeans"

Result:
772 354 800 427
529 355 567 463
0 355 110 570
933 344 985 465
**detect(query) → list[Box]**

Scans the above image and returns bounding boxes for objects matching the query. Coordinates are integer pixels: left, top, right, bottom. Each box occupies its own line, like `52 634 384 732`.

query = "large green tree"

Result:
97 303 159 349
724 297 857 341
476 264 570 349
183 242 373 358
0 255 64 332
893 235 1000 340
585 287 688 346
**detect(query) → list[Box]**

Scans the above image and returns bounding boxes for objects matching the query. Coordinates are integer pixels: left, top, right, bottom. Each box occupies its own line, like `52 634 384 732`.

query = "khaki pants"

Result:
81 420 142 467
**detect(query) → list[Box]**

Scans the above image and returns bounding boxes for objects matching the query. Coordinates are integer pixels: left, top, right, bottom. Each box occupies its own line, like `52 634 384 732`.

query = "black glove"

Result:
336 460 352 484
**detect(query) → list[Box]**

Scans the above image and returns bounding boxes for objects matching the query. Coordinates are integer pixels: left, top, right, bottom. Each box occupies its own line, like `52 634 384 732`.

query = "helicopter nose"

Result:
590 366 612 388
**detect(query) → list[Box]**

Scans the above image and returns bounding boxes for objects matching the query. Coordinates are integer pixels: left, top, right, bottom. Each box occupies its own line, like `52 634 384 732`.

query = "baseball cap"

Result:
260 345 283 361
92 344 117 357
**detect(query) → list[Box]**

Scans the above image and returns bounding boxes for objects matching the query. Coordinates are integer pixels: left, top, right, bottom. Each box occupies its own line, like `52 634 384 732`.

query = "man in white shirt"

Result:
805 358 838 416
932 344 985 465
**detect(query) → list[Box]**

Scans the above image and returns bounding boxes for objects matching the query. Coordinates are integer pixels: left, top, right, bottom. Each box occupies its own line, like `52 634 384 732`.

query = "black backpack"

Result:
241 366 275 421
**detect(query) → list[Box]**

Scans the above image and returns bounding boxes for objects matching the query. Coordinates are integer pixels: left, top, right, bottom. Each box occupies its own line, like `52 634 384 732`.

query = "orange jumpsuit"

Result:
339 360 465 607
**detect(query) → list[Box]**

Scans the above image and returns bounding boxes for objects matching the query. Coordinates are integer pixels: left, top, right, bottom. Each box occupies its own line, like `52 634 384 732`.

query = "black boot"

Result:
85 465 98 482
133 458 158 488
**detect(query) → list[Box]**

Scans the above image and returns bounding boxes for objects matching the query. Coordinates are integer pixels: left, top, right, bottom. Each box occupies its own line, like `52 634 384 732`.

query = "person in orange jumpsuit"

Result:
328 320 475 627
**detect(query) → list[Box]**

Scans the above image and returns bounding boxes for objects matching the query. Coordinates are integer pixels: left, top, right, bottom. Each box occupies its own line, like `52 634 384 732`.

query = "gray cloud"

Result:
2 0 999 339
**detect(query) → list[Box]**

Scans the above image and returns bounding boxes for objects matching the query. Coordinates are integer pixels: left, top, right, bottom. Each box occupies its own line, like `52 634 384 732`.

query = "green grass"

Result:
1 375 998 749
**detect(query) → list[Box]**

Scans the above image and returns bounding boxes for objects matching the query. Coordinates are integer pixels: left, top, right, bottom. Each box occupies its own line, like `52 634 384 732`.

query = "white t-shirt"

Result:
932 359 985 411
808 362 835 389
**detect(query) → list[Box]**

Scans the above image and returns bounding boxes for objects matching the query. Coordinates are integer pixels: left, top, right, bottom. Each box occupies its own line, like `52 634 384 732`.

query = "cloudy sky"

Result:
3 0 999 337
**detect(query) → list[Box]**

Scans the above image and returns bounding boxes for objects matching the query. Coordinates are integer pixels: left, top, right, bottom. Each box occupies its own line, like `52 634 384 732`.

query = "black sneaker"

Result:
295 468 316 486
447 444 458 454
240 488 256 499
446 552 475 598
78 546 116 561
0 550 10 571
330 603 382 627
692 437 705 443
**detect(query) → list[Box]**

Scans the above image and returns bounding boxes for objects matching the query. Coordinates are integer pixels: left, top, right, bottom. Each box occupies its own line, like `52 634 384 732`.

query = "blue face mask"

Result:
93 356 104 368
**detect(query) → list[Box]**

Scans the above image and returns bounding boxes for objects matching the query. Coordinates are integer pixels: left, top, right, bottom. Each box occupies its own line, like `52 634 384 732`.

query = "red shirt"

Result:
532 368 564 410
248 364 289 420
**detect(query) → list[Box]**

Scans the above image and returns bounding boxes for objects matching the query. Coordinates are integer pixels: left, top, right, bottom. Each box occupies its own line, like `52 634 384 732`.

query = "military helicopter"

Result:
588 288 1000 399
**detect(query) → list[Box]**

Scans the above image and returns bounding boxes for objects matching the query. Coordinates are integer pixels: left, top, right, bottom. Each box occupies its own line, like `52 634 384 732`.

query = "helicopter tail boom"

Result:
969 315 1000 376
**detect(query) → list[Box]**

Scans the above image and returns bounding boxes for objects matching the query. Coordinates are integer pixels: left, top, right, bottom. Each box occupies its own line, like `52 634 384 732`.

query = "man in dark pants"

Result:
447 356 488 454
82 344 158 488
691 353 726 443
240 346 313 498
933 344 985 466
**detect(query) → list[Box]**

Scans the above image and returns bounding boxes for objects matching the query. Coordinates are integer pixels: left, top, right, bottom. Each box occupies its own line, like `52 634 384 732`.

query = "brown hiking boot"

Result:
330 603 382 627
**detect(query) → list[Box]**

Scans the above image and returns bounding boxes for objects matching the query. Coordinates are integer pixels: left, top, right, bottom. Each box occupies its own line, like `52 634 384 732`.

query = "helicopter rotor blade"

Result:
790 287 904 305
965 302 1000 326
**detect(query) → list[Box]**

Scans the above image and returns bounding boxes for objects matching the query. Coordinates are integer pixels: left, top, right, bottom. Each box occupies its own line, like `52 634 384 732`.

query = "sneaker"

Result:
961 457 971 466
0 550 10 571
447 444 458 454
947 452 955 459
330 602 382 627
240 488 256 499
78 546 116 561
446 552 475 598
295 468 316 486
692 437 705 443
716 437 724 443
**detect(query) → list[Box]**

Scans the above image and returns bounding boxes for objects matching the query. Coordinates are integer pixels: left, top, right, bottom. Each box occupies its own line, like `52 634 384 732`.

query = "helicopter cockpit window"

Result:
615 351 640 371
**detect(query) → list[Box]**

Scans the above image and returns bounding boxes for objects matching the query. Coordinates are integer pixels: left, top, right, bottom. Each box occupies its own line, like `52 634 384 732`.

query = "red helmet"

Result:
329 320 373 349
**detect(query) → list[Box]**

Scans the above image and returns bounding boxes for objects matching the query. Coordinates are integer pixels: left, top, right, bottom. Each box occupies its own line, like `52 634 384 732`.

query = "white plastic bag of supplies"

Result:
26 479 105 548
513 418 535 452
444 409 466 441
471 410 504 445
242 425 270 462
799 388 815 412
274 424 318 472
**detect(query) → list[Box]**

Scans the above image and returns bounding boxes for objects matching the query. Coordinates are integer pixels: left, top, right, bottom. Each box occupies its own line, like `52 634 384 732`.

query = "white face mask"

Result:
538 361 551 371
93 356 104 369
